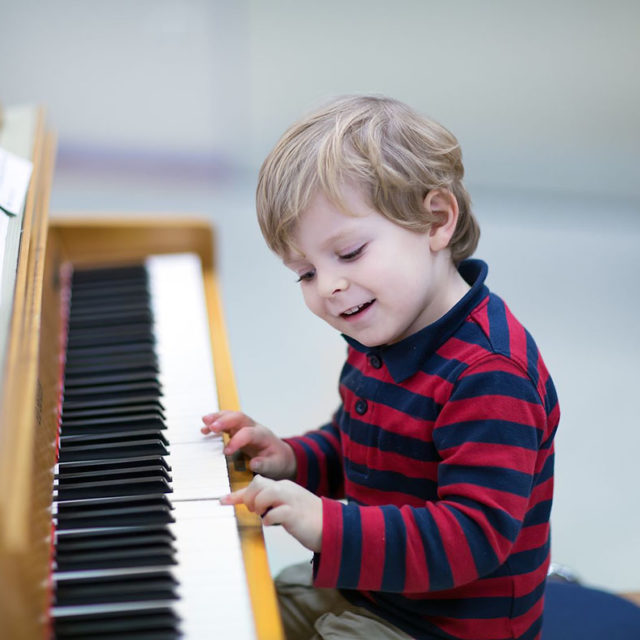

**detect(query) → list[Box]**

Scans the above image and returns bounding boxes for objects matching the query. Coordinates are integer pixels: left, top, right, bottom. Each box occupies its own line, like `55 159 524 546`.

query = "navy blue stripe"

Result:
488 295 510 357
455 317 494 349
434 419 542 450
381 507 407 592
337 503 362 588
345 460 438 500
449 496 522 543
544 374 558 413
410 507 454 590
454 369 541 403
512 575 546 617
519 613 543 640
341 365 442 420
344 592 466 640
523 499 553 527
449 505 501 576
374 580 544 621
418 352 467 383
439 463 534 498
533 452 554 486
491 540 550 577
346 417 439 461
298 440 320 494
525 330 540 389
306 428 343 496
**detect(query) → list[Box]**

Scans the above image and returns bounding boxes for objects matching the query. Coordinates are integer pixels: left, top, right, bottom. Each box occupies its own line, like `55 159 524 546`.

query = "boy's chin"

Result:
341 328 388 348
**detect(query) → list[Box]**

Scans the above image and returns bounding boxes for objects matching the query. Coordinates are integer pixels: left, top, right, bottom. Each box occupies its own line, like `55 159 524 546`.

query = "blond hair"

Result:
256 95 479 263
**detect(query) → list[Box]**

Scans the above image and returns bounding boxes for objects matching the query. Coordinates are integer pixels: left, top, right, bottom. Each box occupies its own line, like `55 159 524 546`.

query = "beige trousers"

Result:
275 563 413 640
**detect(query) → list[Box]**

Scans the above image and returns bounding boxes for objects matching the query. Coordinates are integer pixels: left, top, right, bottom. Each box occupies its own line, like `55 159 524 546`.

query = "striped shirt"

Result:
285 260 559 640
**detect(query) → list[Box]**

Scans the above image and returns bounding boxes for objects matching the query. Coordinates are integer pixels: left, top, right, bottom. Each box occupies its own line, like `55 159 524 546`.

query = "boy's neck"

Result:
425 254 471 328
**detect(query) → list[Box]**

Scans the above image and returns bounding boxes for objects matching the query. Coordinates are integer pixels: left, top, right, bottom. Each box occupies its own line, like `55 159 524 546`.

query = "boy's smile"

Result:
284 184 470 347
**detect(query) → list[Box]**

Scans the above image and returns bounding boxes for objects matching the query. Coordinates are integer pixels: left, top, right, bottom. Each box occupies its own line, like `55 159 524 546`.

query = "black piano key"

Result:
56 462 171 483
55 543 177 570
62 395 165 412
54 570 178 606
66 328 154 350
65 342 156 362
61 382 163 405
55 477 172 500
55 526 176 551
55 495 175 529
61 402 164 420
64 359 159 379
56 456 171 476
63 371 160 389
59 429 169 445
71 263 147 281
58 439 169 463
59 413 166 435
68 309 153 330
53 606 179 639
52 263 188 639
70 282 149 299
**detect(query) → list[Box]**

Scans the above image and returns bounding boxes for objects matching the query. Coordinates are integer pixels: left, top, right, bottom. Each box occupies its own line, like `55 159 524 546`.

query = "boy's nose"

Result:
318 272 349 297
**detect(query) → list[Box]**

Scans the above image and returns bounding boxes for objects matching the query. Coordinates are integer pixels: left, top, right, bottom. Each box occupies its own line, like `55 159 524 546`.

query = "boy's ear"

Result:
424 189 459 252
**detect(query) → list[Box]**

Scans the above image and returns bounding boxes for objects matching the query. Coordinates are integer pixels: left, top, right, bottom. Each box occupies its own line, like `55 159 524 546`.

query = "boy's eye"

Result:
296 270 315 283
338 244 366 260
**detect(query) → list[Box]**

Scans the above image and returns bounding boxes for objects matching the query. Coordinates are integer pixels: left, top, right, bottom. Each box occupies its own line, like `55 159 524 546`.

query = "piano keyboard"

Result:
51 254 256 639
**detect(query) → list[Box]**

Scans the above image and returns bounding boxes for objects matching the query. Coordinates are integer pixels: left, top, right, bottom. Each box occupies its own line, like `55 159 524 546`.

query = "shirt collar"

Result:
343 259 489 383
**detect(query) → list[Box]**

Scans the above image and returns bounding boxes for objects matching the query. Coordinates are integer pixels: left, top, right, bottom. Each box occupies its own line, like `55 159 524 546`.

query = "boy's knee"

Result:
313 610 413 640
275 562 314 592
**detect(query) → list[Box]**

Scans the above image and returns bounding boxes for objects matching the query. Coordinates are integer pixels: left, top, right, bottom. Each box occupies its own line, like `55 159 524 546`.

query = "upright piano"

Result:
0 107 284 639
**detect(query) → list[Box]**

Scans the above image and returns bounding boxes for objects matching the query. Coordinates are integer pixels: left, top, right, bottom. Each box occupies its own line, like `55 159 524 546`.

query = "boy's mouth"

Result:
340 299 375 319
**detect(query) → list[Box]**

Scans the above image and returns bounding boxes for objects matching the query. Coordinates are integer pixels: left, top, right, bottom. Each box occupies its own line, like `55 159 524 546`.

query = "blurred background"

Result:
2 0 639 592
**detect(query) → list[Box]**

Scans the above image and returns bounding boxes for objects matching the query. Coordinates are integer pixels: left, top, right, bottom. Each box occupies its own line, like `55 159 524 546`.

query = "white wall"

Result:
2 0 639 592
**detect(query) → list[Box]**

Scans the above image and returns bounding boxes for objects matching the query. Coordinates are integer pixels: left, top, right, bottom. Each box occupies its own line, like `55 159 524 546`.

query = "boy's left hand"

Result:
221 475 322 552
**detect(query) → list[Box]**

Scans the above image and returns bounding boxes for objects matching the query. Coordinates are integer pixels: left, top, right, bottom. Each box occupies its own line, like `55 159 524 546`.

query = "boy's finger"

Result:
219 488 246 505
223 426 258 455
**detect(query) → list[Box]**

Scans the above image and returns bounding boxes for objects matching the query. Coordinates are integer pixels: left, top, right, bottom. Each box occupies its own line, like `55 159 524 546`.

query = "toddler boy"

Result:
202 95 559 640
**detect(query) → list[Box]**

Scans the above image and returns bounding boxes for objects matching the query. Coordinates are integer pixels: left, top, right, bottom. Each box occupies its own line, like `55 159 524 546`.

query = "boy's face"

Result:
284 184 459 347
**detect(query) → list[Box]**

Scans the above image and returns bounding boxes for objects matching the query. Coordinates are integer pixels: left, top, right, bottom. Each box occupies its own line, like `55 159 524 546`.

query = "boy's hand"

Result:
201 411 297 480
221 475 322 552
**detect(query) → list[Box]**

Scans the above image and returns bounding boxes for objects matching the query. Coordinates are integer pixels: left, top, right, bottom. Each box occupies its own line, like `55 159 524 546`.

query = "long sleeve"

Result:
284 408 346 499
312 355 555 593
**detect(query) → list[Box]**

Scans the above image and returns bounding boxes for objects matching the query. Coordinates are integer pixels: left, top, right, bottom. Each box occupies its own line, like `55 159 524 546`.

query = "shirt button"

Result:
355 399 368 415
368 353 382 369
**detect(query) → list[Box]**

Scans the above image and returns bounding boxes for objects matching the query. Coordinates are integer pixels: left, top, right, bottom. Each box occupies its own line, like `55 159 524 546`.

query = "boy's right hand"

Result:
201 411 297 480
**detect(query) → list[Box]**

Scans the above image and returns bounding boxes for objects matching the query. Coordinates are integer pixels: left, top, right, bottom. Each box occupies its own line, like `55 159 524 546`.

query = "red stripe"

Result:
512 523 550 553
439 482 529 519
425 501 478 586
314 498 344 587
439 394 546 427
402 507 430 591
437 336 492 366
439 440 538 473
341 431 438 479
357 508 386 590
338 394 436 442
286 437 309 486
426 615 512 640
508 309 529 366
462 356 529 379
344 480 427 508
401 370 454 405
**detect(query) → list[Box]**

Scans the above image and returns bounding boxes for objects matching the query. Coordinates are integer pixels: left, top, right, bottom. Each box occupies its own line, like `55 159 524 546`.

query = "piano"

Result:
0 107 284 639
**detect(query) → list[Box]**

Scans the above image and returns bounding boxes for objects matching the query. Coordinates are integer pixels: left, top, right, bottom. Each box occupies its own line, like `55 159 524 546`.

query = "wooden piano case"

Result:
0 109 283 639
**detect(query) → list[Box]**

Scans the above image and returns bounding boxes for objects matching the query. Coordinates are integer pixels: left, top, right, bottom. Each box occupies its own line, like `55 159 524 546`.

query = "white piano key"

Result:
147 253 256 639
169 439 231 501
172 501 255 639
